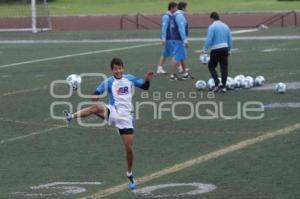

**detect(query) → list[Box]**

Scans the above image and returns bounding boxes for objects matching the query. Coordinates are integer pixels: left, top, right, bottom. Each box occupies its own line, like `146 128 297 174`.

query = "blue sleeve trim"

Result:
125 74 145 88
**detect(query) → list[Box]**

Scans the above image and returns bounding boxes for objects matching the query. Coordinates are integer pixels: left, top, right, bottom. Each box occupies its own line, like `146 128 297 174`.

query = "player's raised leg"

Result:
63 103 107 123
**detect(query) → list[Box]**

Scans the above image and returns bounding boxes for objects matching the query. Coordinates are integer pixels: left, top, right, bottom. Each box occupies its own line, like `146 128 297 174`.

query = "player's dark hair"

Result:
110 58 124 70
177 1 187 10
210 12 220 20
168 2 177 11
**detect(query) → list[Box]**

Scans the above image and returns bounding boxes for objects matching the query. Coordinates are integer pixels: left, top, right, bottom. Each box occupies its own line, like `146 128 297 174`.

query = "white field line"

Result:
0 117 54 127
0 74 100 98
81 122 300 199
0 126 65 145
0 116 103 130
0 86 48 97
0 42 159 69
31 182 102 189
1 35 300 45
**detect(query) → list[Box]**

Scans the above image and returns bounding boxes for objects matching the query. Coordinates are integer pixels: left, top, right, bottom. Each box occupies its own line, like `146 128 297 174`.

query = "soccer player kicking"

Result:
63 58 154 190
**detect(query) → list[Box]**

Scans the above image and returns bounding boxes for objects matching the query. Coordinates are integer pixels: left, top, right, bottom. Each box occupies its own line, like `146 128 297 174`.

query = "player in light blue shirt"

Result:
201 12 232 93
156 2 177 74
169 1 191 81
64 58 154 190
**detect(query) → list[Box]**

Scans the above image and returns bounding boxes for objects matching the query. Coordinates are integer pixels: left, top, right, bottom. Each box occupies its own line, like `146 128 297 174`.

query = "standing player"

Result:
169 1 191 81
201 12 232 93
156 2 177 74
63 58 154 190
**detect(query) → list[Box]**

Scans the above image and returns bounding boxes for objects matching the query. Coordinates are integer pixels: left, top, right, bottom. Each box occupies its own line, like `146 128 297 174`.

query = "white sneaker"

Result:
156 66 167 74
169 74 179 81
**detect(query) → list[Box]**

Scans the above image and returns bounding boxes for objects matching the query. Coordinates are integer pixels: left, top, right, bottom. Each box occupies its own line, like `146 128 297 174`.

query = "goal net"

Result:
0 0 52 32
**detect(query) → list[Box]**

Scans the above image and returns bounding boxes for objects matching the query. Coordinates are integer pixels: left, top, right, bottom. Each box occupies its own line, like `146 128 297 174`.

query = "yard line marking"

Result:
0 117 54 127
31 182 102 189
0 86 48 97
0 126 64 145
0 73 100 97
81 122 300 199
1 35 300 45
0 42 159 69
0 39 160 44
0 117 101 131
231 28 260 34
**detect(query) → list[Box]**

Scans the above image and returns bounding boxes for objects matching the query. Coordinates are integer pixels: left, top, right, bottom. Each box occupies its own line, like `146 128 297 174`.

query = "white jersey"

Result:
96 74 145 115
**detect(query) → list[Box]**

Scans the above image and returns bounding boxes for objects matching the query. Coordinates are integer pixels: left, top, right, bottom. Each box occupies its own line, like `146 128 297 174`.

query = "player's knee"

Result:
125 144 133 153
91 104 104 113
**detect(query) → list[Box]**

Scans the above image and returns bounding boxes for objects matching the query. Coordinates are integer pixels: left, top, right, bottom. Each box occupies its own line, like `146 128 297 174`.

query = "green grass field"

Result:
0 27 300 199
1 0 300 16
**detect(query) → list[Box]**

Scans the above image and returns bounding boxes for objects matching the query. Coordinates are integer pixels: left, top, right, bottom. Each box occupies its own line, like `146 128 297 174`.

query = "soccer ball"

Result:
245 76 254 88
241 78 251 89
254 76 265 86
195 80 206 90
199 54 210 64
207 78 215 90
234 75 245 88
226 77 236 90
66 74 82 90
275 82 286 93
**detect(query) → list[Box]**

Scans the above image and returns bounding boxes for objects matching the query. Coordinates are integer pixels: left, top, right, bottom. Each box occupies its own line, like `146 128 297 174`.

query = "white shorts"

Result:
106 105 134 130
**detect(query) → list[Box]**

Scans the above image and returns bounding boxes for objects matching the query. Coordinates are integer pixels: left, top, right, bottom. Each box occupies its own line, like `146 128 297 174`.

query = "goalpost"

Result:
0 0 52 33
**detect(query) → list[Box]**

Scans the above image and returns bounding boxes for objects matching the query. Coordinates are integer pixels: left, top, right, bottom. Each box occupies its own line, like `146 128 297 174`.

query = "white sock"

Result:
126 171 133 177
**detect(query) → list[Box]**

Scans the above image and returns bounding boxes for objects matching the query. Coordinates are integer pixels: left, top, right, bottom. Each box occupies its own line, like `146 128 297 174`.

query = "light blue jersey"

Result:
96 74 145 114
169 10 189 61
161 11 172 41
203 21 232 52
161 11 173 57
173 10 188 43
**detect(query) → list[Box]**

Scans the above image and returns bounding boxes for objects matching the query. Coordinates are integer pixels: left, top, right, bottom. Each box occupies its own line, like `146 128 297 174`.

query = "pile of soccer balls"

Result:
66 74 82 90
195 75 287 93
195 75 265 90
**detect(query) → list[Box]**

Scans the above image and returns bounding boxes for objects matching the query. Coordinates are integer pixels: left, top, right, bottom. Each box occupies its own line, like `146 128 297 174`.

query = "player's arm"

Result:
203 25 214 53
161 15 169 44
91 80 107 101
127 73 154 90
141 71 154 90
175 14 188 46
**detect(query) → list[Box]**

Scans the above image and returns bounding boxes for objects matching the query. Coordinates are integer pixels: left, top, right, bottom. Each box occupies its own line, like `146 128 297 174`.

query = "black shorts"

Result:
118 128 134 135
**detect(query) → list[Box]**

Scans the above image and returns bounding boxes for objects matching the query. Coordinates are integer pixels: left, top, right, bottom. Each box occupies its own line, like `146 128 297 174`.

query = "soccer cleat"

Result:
169 74 179 81
181 73 194 80
156 66 167 74
63 110 72 123
127 174 136 190
220 87 227 93
211 85 221 92
211 85 226 93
